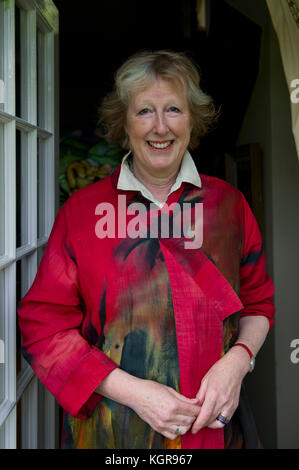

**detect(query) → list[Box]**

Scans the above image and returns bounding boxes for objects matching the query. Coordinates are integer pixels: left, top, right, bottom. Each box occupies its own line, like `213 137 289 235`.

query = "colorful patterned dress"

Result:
18 165 275 449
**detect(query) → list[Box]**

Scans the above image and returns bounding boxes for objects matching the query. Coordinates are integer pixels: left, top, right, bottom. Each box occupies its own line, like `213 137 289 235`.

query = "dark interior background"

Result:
53 0 262 181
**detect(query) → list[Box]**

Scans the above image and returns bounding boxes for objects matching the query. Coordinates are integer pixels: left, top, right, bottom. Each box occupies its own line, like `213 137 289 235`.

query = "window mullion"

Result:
5 119 16 260
20 376 38 449
4 116 16 431
4 263 16 427
3 408 16 449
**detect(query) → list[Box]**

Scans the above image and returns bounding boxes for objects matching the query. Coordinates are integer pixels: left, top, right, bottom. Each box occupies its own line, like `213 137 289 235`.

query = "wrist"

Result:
95 368 144 408
232 342 255 373
226 345 252 377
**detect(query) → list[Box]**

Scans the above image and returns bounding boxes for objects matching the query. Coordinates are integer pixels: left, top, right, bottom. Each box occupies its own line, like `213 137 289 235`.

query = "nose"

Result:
154 111 169 135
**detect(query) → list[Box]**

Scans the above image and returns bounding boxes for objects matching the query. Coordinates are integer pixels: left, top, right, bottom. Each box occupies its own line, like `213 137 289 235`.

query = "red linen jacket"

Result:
18 168 275 449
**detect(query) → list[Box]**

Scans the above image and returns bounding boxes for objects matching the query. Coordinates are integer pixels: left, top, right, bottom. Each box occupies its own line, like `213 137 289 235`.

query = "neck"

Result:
132 160 179 203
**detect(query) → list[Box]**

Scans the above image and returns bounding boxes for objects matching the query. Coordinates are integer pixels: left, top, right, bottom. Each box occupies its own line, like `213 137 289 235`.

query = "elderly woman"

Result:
18 50 275 449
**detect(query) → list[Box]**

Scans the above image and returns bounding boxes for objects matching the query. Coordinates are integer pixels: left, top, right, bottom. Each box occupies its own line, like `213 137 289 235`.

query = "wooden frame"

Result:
0 0 58 449
225 143 264 238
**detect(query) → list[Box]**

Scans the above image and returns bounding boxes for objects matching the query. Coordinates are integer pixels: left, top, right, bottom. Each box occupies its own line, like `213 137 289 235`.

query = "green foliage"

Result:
59 134 126 206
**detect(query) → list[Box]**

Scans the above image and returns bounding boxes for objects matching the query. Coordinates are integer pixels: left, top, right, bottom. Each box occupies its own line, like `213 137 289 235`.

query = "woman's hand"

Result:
96 368 200 440
190 347 250 434
130 380 201 440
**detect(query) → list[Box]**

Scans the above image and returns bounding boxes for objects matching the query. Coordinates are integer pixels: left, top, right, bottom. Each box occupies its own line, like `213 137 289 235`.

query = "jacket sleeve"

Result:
239 193 275 329
18 202 118 419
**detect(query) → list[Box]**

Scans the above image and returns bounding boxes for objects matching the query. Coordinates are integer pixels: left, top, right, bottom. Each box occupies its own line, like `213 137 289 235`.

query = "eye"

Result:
168 106 181 113
138 108 151 116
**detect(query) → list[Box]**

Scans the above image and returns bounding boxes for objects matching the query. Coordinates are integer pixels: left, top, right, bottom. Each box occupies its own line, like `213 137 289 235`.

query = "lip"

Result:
147 140 175 152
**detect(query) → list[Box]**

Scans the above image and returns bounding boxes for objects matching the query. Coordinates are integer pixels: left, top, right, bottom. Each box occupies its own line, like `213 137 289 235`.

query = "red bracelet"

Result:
233 342 253 358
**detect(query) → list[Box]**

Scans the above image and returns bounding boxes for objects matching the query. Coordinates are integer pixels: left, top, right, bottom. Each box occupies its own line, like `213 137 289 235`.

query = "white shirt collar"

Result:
117 150 202 208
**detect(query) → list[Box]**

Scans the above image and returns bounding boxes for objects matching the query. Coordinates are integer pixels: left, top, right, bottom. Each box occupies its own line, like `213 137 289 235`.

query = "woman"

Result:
18 50 275 449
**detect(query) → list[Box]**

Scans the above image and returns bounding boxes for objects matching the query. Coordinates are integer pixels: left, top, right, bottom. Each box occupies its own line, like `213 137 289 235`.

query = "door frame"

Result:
0 0 59 449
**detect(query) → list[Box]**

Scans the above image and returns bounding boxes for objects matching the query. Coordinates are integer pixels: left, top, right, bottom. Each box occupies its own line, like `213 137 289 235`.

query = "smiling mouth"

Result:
147 140 174 151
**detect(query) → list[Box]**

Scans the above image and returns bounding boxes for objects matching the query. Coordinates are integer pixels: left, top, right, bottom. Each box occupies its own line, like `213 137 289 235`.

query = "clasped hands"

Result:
131 349 249 440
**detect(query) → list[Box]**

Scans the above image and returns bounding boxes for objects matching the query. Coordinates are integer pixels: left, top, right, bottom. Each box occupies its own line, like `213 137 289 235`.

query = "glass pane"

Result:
0 270 5 406
16 129 29 247
0 2 4 112
37 138 46 239
15 4 21 118
37 30 45 129
15 6 27 119
16 257 29 375
0 125 4 256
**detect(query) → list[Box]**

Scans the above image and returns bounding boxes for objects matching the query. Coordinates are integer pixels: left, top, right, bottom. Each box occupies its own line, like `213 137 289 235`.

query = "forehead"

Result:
129 78 187 105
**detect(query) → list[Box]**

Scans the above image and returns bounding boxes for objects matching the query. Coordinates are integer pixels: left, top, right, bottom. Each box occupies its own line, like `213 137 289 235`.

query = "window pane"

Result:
15 6 28 120
15 5 21 118
37 30 45 129
16 257 30 375
0 270 5 406
16 129 29 247
0 125 4 256
37 138 46 239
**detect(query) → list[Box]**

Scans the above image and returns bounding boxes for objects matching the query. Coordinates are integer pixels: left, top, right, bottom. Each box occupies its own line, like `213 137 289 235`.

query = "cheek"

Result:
179 124 192 143
173 116 192 138
126 119 150 141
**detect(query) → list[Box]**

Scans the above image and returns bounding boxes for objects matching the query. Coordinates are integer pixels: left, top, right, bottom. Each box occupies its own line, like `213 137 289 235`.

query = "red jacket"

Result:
18 168 275 449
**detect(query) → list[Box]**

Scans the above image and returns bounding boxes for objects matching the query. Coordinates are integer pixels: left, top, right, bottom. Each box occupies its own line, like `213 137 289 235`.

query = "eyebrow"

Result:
133 98 185 109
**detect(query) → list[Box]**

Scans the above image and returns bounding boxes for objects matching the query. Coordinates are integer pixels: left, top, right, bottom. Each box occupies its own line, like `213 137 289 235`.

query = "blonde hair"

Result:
98 50 218 149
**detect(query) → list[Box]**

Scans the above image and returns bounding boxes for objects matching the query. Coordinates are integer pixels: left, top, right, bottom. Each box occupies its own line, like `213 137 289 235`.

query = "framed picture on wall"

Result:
225 143 264 238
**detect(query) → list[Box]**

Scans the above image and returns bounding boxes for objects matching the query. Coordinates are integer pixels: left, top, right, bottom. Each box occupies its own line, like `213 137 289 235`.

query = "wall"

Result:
269 22 299 450
225 0 299 449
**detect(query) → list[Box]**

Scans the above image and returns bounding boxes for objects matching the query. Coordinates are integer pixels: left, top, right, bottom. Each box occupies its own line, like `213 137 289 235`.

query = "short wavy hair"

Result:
98 50 218 149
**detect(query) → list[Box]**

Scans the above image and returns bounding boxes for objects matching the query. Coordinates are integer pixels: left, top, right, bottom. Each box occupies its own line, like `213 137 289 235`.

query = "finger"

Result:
169 388 201 405
208 414 232 429
207 419 227 429
195 379 208 407
176 402 201 418
170 424 190 437
191 396 217 434
175 414 198 427
167 393 201 417
162 424 189 441
211 410 233 428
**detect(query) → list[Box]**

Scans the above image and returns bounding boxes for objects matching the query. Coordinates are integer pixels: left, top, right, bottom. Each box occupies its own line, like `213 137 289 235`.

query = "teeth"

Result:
148 141 172 149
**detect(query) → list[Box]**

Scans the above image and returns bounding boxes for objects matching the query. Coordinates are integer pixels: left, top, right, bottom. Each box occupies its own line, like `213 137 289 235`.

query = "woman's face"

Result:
125 78 192 178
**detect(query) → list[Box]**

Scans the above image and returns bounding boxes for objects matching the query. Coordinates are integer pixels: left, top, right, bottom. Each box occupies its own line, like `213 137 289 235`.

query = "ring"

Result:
175 425 180 434
216 413 230 425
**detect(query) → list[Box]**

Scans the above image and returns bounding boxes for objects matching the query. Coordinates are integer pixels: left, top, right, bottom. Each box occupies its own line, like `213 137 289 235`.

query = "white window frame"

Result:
0 0 59 449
